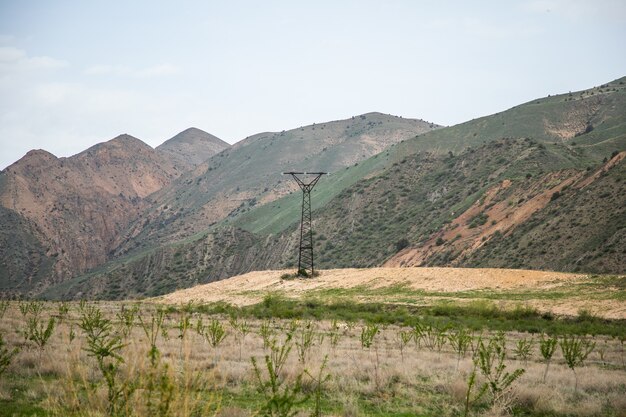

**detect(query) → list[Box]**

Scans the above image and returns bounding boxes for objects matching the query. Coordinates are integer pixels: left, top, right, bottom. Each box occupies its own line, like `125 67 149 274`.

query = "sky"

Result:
1 1 625 169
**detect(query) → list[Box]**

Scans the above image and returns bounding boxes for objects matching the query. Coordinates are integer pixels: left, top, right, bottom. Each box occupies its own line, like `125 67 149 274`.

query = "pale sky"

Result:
1 0 625 169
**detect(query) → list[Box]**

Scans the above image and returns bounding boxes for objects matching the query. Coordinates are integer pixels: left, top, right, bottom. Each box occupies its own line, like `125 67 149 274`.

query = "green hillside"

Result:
111 113 439 256
303 141 624 272
41 77 626 300
235 77 626 236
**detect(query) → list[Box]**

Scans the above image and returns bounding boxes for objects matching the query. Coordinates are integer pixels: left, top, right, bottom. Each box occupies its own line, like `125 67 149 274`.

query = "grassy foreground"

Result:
1 295 625 417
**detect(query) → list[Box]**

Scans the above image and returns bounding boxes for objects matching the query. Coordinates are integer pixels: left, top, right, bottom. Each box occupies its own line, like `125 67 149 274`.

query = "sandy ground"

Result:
159 267 583 303
152 267 626 319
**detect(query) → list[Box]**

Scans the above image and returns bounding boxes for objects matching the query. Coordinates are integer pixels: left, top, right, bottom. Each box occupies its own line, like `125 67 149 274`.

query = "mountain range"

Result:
1 77 624 300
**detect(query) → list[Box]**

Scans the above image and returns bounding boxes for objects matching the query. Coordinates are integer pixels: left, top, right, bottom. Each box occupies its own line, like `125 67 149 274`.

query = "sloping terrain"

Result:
0 206 52 294
33 77 626 300
154 267 625 319
390 79 626 161
156 127 230 170
280 140 625 273
1 115 438 298
158 267 583 303
42 226 264 300
0 135 181 295
113 113 440 254
233 77 626 237
458 152 625 273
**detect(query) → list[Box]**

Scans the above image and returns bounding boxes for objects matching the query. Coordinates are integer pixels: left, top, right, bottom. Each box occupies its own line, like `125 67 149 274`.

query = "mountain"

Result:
0 115 439 297
0 134 181 296
111 112 440 255
42 77 626 300
314 141 624 272
156 127 230 170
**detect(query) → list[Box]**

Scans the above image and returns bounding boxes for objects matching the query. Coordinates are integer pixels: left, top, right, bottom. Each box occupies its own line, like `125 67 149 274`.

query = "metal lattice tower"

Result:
284 172 326 276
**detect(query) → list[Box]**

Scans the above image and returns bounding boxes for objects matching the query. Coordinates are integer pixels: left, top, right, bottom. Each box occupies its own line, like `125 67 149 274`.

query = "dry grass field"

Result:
158 268 625 319
1 268 625 416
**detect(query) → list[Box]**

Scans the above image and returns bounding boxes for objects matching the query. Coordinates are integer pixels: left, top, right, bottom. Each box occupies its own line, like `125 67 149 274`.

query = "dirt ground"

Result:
155 267 625 319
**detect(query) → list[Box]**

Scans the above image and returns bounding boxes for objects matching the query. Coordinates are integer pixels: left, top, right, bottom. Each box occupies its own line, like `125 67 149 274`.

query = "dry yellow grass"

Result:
160 268 583 302
1 302 625 416
155 267 626 319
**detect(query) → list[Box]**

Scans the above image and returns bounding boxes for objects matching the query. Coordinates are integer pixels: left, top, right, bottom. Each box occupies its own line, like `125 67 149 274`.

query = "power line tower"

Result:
283 172 327 276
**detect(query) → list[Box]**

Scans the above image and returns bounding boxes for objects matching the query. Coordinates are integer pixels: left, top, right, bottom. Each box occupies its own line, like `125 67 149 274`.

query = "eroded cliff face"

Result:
0 135 181 292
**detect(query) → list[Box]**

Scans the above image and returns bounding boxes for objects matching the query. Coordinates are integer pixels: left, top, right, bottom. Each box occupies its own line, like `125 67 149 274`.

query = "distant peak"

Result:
76 134 152 158
158 128 229 147
5 149 58 171
357 112 409 119
110 134 145 145
24 149 57 159
156 127 230 168
105 134 152 150
181 127 205 134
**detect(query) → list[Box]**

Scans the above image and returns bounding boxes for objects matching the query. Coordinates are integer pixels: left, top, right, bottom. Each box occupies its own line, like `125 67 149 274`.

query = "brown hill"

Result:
0 134 180 295
156 127 230 170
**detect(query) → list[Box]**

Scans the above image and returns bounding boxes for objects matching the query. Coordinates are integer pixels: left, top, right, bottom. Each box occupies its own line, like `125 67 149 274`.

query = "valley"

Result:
3 4 624 416
2 79 625 300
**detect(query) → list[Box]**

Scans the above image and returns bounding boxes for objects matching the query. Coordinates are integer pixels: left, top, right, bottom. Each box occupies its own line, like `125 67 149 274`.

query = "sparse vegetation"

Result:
468 212 489 229
0 299 624 416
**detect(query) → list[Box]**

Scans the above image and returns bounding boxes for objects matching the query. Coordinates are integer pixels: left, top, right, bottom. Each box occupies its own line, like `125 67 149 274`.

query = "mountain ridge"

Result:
37 77 626 300
0 114 439 297
0 133 181 295
156 127 230 169
1 77 624 300
109 112 441 257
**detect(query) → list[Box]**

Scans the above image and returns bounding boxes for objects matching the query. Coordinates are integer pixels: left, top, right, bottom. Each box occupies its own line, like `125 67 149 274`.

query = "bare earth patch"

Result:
155 267 624 319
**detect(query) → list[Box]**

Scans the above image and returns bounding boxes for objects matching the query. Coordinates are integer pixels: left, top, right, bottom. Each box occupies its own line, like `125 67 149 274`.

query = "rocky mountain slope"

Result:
156 127 230 170
0 134 182 296
111 113 440 255
1 115 439 297
43 77 625 300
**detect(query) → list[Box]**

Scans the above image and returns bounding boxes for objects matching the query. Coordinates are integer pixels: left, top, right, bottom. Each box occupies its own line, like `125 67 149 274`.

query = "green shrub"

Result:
79 305 127 415
468 213 489 228
560 334 595 391
474 334 525 410
539 334 557 382
0 332 19 378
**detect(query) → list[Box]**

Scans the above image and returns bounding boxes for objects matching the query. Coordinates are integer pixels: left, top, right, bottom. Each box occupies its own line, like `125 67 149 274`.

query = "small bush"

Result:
395 238 410 252
468 213 489 228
